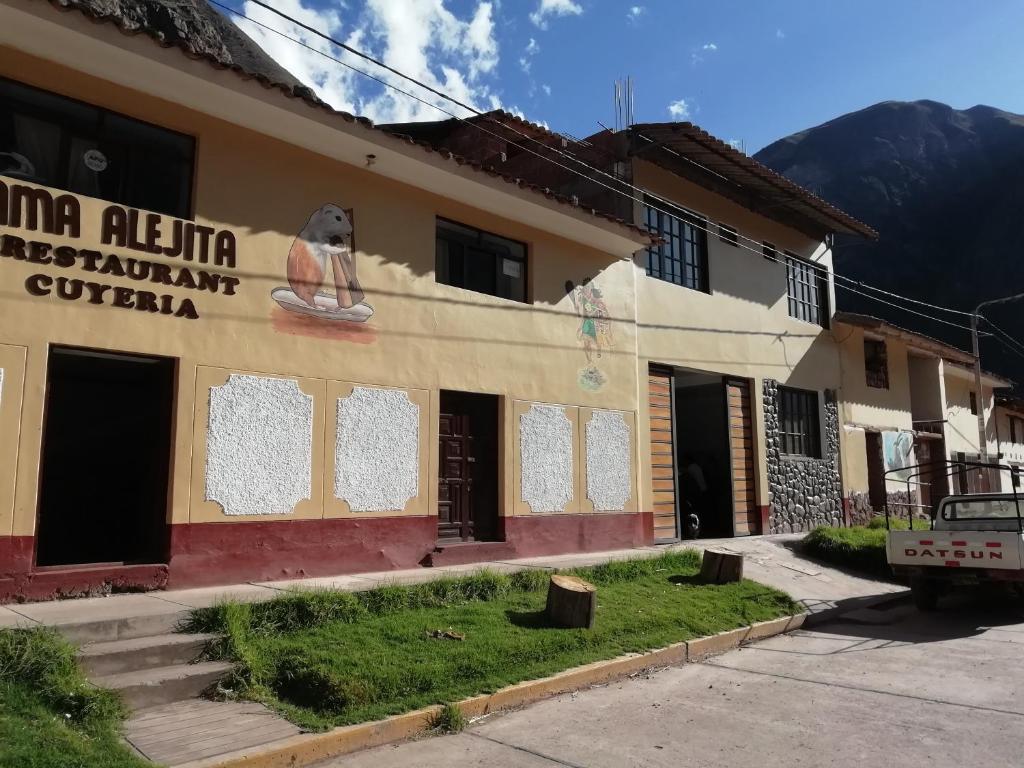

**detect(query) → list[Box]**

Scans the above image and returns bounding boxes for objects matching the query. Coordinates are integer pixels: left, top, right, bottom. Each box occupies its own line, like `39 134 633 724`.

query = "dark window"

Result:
786 253 830 327
0 77 194 218
763 241 777 262
864 339 889 389
778 386 821 458
642 198 709 292
1011 416 1023 444
435 218 527 302
718 223 738 247
970 392 978 416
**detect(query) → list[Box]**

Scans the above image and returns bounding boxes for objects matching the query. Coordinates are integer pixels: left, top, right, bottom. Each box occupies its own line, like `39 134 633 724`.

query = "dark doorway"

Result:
866 431 886 511
656 367 760 540
35 347 175 567
437 390 499 542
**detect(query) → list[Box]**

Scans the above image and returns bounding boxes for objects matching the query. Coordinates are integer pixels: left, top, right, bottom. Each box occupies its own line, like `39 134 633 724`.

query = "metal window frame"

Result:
641 198 709 293
778 385 822 459
784 253 830 328
435 216 529 303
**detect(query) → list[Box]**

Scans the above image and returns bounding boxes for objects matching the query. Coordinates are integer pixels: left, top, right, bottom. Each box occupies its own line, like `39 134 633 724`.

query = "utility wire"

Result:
982 316 1024 357
216 0 1022 343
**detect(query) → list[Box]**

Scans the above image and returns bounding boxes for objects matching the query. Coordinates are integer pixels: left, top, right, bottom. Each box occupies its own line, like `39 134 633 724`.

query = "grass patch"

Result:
189 551 797 731
427 703 467 734
0 627 148 768
803 525 893 577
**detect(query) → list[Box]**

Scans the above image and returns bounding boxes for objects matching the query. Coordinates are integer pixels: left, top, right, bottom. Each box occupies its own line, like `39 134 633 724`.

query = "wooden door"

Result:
725 379 759 536
438 412 474 540
649 366 679 541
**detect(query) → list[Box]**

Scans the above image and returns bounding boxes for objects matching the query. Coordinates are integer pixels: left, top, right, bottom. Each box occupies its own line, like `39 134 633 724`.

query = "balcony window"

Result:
435 218 527 302
0 76 194 218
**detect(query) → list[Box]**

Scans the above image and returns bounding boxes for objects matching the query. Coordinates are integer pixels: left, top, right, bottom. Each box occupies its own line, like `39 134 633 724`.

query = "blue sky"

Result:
227 0 1024 152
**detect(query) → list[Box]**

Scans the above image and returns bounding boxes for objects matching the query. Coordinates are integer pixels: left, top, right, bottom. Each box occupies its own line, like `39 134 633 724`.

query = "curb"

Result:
175 611 808 768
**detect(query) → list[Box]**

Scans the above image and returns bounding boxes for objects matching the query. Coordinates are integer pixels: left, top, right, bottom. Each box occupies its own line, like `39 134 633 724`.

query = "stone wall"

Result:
764 380 843 533
847 490 925 526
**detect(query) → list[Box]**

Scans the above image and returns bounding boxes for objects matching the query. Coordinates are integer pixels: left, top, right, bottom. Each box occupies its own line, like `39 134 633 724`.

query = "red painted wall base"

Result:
0 511 656 602
0 536 168 602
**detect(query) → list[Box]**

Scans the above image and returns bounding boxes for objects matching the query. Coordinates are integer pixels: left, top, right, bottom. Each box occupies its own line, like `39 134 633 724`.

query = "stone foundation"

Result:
847 490 926 526
764 380 843 533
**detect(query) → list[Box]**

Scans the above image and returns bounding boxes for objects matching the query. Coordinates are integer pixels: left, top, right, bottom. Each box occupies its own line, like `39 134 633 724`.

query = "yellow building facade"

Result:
0 0 877 601
0 0 657 600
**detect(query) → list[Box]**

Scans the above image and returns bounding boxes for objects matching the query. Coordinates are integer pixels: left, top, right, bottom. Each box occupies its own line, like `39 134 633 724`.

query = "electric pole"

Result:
972 292 1024 461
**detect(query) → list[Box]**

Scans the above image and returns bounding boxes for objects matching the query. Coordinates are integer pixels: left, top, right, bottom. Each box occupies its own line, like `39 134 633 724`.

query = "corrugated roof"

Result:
34 0 650 241
628 122 878 240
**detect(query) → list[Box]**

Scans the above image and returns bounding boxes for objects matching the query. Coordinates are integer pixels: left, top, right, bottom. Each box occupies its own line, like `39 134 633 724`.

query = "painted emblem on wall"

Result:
566 278 613 391
270 205 376 343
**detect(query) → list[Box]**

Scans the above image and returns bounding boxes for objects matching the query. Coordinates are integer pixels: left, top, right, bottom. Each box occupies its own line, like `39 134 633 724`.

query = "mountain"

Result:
755 100 1024 389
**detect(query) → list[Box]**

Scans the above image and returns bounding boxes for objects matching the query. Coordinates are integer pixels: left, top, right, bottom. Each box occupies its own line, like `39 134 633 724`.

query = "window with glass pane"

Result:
778 386 821 458
435 218 527 302
642 198 709 292
0 77 194 218
864 339 889 389
786 253 829 327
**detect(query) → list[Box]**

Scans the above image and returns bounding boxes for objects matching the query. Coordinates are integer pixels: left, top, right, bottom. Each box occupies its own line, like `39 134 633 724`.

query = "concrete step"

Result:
57 610 189 644
78 633 218 677
92 661 233 710
424 541 518 567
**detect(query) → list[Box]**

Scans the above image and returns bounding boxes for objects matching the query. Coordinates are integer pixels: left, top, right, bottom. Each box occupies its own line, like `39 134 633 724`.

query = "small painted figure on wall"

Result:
566 278 613 391
270 205 377 343
271 205 373 322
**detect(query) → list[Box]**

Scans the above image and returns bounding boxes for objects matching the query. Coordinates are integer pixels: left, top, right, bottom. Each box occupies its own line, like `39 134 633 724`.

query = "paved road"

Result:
328 594 1024 768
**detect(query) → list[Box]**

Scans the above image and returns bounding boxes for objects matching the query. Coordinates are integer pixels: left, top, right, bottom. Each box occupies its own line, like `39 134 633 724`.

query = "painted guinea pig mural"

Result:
271 205 374 322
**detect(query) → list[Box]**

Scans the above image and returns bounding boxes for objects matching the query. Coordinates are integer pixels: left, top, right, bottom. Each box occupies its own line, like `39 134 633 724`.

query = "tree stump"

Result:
699 548 744 584
545 574 597 629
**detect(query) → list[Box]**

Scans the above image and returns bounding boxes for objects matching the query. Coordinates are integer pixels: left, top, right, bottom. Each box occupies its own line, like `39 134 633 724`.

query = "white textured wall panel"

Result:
586 410 631 511
205 374 313 516
335 387 420 512
520 404 574 513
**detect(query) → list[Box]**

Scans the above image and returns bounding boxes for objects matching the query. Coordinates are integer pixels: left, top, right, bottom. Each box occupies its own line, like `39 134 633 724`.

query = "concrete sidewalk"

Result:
0 534 905 636
333 595 1022 768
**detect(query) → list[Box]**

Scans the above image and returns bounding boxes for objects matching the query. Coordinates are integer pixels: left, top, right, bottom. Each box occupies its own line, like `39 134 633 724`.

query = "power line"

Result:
829 277 974 317
217 0 1023 344
833 281 987 335
982 316 1024 357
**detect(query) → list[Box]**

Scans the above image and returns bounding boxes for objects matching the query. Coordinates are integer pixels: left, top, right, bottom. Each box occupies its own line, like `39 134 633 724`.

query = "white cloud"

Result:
626 5 645 22
529 0 583 29
667 98 691 120
776 28 786 39
542 83 551 96
702 42 717 51
727 138 744 153
234 0 503 123
519 37 540 74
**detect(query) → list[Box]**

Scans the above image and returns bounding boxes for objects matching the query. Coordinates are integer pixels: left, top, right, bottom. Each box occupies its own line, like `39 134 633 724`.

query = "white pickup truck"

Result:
887 494 1024 610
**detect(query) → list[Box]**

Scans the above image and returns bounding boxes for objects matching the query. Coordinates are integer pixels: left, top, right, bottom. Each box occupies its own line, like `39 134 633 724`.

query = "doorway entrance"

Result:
647 365 759 541
437 391 499 542
34 347 175 567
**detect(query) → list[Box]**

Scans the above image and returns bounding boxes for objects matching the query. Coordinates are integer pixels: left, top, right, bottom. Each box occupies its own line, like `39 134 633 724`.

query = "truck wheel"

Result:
911 577 940 612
